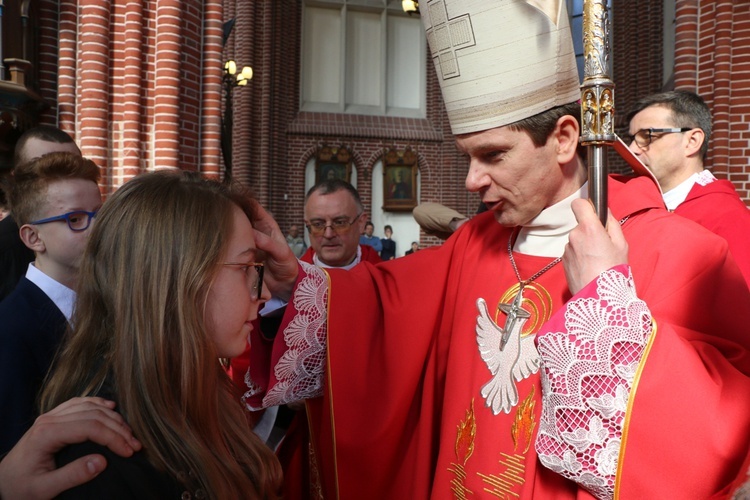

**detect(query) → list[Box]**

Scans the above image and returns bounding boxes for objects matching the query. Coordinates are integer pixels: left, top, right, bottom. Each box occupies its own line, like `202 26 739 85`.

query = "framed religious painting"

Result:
383 147 418 212
315 145 352 184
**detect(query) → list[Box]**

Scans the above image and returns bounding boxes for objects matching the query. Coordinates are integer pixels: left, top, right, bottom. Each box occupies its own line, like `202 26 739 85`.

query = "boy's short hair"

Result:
9 152 100 225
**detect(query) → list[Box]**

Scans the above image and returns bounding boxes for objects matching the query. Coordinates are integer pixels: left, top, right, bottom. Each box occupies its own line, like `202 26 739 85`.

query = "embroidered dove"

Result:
475 297 541 415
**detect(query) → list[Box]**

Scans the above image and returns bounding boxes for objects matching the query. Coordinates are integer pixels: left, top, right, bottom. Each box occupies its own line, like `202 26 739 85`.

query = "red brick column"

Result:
77 0 112 185
200 0 224 180
153 0 182 171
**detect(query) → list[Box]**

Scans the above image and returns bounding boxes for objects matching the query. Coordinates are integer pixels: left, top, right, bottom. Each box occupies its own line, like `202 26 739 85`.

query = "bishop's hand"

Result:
250 201 299 302
564 198 628 295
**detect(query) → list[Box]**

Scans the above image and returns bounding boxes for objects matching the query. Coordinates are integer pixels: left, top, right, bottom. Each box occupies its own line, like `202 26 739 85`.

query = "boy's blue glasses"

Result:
29 210 98 232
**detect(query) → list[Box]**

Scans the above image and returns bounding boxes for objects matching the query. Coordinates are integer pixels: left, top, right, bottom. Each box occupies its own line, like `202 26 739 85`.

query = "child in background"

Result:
0 153 100 455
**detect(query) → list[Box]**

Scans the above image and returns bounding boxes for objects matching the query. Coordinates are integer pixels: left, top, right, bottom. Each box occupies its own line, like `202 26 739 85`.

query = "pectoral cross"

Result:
497 286 531 350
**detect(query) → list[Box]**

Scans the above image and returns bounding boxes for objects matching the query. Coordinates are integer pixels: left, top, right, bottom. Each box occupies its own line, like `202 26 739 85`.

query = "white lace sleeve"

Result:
243 261 329 409
535 266 653 500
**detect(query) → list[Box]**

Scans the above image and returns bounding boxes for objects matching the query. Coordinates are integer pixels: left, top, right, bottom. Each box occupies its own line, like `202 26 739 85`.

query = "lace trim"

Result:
535 268 652 500
244 262 329 408
695 169 716 186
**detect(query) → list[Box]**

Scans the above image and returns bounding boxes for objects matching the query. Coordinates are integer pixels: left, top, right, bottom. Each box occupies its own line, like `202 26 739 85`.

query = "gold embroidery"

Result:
455 399 477 465
511 387 536 453
450 400 477 498
496 282 554 335
477 453 525 498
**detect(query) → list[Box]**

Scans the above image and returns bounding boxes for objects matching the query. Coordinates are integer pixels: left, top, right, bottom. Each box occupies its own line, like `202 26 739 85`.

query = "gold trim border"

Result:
613 318 658 499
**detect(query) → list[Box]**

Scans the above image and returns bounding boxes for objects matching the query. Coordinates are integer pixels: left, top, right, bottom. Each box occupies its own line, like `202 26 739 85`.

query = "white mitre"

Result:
420 0 580 134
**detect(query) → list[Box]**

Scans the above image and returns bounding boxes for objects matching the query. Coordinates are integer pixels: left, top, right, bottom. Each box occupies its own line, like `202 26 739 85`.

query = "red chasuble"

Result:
672 178 750 287
246 175 750 499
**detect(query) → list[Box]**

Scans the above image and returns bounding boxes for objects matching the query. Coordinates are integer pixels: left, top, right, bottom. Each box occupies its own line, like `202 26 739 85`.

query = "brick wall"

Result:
35 0 225 194
32 0 750 214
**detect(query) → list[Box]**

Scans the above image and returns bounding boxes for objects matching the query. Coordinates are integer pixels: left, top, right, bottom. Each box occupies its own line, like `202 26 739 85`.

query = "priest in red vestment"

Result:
242 1 750 498
233 179 380 499
626 90 750 286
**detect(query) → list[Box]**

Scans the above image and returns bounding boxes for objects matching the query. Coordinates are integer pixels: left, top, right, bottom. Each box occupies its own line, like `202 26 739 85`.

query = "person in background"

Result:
40 171 281 498
0 153 101 455
627 90 750 286
285 224 306 259
404 241 419 255
0 125 81 301
233 178 380 498
359 220 383 254
380 225 396 260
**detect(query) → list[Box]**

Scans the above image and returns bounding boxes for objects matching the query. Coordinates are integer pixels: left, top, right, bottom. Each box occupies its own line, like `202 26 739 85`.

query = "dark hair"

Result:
14 125 78 167
627 90 712 160
365 221 374 229
305 179 364 213
508 102 582 148
384 225 392 232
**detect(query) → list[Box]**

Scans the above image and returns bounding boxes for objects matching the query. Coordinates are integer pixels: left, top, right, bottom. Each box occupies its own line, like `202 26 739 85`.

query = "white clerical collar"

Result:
663 170 716 210
313 245 362 270
25 262 76 322
514 183 588 258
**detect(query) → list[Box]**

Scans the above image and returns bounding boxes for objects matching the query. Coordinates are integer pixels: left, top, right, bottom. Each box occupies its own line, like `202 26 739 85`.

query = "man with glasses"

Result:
627 90 750 285
0 152 101 455
300 179 381 268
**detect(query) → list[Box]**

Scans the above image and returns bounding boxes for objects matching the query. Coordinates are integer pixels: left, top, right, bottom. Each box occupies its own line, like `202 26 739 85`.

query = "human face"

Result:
627 105 690 192
18 137 81 164
365 224 374 237
205 206 270 358
459 125 569 227
384 228 392 238
29 179 102 287
289 225 299 238
304 190 365 267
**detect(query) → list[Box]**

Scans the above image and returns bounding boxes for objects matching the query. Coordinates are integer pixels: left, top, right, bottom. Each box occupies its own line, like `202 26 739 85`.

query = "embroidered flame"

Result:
511 387 536 453
455 399 477 465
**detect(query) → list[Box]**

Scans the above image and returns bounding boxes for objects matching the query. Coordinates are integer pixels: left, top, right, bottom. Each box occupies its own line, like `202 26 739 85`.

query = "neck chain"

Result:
497 229 561 349
507 228 562 287
498 216 631 350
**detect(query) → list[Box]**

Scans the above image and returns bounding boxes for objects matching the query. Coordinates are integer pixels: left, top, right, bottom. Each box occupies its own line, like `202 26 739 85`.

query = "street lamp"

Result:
402 0 419 15
221 60 253 183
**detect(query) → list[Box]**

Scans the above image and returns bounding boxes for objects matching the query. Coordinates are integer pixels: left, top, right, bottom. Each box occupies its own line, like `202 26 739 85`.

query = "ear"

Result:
19 224 45 253
684 128 705 158
554 114 580 165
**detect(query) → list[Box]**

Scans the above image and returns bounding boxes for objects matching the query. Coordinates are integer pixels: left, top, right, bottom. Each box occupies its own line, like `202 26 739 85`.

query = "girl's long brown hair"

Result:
41 170 281 498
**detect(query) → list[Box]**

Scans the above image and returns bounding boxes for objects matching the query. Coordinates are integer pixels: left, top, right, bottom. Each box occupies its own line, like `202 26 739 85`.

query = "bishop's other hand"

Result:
564 198 628 295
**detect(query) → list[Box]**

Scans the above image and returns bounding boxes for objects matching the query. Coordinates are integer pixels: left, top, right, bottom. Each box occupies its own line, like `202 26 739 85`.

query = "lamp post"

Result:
221 60 253 183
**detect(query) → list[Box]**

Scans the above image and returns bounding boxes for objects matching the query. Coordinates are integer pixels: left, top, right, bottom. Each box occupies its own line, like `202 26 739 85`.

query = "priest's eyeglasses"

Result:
624 127 691 149
29 210 98 232
305 211 363 236
223 262 265 300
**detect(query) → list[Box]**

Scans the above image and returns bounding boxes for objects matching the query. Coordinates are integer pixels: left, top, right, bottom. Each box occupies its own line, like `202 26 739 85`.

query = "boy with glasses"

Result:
627 90 750 285
0 152 101 455
0 126 82 300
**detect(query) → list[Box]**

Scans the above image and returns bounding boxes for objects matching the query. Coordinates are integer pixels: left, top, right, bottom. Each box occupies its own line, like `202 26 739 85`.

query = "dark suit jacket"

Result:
0 216 34 301
0 277 67 455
